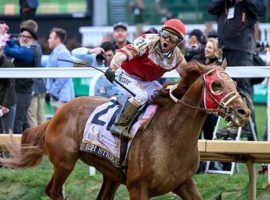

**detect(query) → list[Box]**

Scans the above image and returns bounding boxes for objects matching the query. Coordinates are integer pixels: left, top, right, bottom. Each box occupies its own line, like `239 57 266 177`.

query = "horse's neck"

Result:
167 78 206 140
181 77 203 108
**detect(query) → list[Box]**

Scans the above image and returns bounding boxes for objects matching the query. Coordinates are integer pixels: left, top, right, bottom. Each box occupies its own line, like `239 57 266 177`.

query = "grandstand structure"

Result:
0 0 87 15
1 1 270 26
0 1 269 46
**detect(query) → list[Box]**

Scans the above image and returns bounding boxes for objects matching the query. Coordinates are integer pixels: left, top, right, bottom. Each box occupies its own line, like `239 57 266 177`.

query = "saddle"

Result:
80 96 157 169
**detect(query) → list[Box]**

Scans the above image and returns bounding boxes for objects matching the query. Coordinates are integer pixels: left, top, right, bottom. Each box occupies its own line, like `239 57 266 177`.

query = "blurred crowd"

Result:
0 18 267 135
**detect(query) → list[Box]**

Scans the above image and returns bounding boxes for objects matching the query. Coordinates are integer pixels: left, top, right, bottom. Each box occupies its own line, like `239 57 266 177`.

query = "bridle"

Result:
167 68 241 118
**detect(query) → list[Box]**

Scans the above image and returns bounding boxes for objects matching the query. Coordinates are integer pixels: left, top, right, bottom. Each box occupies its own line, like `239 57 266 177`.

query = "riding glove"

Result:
105 68 116 83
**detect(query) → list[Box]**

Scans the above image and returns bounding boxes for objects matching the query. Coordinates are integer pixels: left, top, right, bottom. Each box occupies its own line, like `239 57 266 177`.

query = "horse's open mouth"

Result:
225 111 249 128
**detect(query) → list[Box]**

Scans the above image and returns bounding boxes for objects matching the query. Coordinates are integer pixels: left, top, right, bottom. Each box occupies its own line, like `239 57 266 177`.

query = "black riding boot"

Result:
110 100 139 139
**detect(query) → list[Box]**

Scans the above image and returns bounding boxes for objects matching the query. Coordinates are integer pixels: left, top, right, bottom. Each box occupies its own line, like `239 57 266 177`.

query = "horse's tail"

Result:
0 121 49 169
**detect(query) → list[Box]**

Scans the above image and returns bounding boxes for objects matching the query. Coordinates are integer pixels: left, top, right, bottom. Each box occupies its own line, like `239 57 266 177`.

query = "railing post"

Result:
247 159 256 200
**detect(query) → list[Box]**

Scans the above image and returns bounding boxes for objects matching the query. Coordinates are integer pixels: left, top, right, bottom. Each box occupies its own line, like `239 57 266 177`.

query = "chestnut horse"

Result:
0 61 250 200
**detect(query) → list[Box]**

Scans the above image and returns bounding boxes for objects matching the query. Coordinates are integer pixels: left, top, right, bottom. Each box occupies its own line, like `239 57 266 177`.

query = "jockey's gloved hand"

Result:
105 68 115 83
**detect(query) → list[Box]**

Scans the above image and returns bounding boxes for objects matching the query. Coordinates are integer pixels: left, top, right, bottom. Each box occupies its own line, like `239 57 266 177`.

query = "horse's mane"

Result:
153 61 203 106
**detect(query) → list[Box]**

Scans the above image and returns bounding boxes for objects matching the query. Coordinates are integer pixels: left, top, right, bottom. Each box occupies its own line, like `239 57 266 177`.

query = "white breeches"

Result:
115 70 162 106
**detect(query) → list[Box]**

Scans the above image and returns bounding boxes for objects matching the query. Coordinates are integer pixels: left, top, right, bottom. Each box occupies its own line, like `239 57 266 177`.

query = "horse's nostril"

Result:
237 108 249 116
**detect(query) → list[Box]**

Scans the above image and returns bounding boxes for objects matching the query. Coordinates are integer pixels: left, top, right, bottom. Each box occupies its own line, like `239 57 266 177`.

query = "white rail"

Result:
0 66 270 78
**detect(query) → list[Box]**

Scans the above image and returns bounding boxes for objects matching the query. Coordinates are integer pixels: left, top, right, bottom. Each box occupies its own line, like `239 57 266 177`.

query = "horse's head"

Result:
195 59 250 127
154 60 250 127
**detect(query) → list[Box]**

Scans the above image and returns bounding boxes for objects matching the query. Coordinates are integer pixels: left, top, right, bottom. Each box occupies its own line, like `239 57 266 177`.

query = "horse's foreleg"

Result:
173 178 202 200
96 175 120 200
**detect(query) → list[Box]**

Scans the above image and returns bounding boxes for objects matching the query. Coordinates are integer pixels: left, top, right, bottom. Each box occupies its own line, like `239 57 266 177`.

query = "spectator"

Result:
207 30 218 39
204 38 222 65
208 0 266 138
0 24 16 133
112 22 131 50
72 45 107 68
100 42 115 68
143 27 158 34
45 28 74 112
104 19 187 138
204 21 216 38
4 19 42 134
72 41 119 98
185 29 206 63
27 73 46 127
101 32 113 43
19 0 39 21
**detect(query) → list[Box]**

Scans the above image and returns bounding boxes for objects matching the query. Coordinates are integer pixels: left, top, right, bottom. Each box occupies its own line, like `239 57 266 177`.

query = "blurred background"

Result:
0 0 269 104
0 0 269 42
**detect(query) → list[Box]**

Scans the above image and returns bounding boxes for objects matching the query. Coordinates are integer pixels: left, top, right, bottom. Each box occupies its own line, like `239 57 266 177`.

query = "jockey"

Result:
105 19 187 137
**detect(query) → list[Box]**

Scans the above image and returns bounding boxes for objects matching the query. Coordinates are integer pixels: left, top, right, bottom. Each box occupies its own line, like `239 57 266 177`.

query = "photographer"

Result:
72 42 115 68
3 20 43 134
184 29 206 63
72 41 119 97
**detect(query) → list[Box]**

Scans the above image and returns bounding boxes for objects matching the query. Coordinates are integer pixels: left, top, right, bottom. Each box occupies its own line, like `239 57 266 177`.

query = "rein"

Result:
167 84 222 114
166 69 240 116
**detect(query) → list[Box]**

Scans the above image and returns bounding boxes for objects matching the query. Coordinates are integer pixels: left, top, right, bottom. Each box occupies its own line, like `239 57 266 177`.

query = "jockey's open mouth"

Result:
163 42 168 48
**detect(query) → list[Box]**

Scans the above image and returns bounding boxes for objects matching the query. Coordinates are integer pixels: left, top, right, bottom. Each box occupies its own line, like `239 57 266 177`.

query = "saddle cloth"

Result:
80 98 157 167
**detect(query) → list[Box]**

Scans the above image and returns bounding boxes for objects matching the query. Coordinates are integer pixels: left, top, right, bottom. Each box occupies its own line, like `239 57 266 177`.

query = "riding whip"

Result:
58 59 136 97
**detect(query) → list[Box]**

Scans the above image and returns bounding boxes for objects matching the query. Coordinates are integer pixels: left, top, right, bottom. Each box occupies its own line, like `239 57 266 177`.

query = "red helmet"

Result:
162 19 186 38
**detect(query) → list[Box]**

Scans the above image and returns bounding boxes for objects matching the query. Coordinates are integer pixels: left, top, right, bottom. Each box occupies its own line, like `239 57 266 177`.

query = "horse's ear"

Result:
221 58 227 70
196 62 210 73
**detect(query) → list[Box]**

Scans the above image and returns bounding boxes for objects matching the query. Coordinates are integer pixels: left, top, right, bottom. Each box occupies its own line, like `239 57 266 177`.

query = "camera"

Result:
185 46 205 62
96 53 105 63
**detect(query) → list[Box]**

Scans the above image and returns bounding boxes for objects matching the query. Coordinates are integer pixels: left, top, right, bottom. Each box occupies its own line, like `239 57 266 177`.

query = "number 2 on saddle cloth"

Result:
80 97 157 168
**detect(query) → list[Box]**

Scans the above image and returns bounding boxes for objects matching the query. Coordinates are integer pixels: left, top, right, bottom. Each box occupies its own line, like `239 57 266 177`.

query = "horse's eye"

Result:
210 81 224 94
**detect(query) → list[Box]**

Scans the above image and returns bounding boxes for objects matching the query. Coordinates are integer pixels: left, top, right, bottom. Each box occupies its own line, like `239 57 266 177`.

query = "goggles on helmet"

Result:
159 29 183 44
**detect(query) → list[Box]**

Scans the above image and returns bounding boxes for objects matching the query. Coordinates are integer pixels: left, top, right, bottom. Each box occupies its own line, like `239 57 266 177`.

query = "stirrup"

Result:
110 123 122 135
121 130 133 140
110 124 133 140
